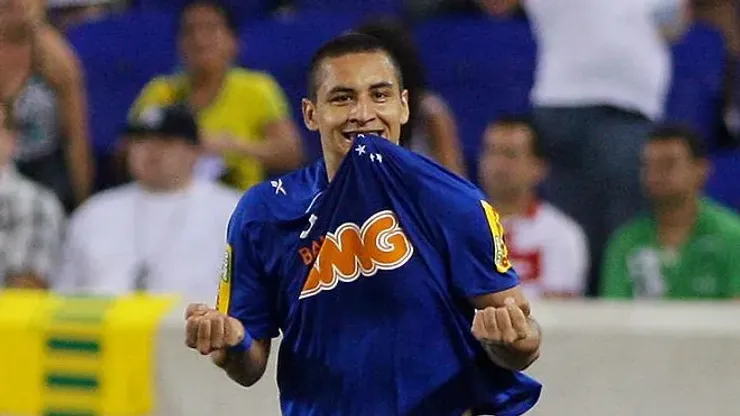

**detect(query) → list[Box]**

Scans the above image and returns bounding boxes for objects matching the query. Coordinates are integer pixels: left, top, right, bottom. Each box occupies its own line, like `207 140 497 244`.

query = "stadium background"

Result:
2 0 740 415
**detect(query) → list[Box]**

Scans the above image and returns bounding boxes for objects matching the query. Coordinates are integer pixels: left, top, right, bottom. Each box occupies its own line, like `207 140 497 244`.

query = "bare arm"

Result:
213 338 271 387
421 94 467 177
470 286 542 371
34 26 94 206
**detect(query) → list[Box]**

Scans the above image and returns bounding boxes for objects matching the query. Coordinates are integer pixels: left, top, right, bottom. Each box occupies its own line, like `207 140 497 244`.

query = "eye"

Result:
331 94 351 103
373 91 390 100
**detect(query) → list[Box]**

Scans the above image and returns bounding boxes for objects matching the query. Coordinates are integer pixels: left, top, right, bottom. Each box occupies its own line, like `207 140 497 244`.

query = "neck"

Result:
190 67 226 89
655 196 699 228
139 177 194 194
490 190 536 218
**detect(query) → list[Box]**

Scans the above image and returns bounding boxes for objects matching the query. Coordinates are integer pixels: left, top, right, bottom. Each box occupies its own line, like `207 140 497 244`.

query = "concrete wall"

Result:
155 300 740 416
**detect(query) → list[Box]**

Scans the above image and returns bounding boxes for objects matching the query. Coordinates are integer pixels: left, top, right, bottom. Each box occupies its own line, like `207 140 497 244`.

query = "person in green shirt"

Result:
601 125 740 299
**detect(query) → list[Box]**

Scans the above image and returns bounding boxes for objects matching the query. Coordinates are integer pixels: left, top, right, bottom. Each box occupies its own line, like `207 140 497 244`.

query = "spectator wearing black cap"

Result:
54 104 240 300
130 0 303 192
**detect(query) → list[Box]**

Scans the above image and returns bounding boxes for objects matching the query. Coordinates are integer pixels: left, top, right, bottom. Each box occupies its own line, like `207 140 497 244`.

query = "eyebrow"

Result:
326 81 396 96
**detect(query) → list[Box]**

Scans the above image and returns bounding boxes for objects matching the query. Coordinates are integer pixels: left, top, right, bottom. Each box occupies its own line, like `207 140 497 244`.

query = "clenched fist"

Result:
471 297 538 354
185 303 245 364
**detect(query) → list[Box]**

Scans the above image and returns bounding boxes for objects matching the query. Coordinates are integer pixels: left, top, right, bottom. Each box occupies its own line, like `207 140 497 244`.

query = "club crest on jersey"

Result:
299 210 414 299
216 244 232 314
480 200 513 273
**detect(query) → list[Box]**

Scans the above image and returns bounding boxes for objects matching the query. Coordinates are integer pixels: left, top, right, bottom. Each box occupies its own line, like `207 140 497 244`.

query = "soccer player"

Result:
185 33 542 415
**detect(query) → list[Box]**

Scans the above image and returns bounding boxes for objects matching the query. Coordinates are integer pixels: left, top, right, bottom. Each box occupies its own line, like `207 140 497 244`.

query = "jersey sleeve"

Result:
443 199 520 299
128 76 178 118
600 228 634 298
216 194 280 340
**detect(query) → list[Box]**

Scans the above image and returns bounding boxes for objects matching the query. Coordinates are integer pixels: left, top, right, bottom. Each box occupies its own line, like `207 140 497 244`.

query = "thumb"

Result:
210 349 228 368
224 316 246 347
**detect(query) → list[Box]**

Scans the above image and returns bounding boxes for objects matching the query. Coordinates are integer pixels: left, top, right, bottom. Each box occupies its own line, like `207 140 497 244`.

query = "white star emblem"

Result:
354 144 366 155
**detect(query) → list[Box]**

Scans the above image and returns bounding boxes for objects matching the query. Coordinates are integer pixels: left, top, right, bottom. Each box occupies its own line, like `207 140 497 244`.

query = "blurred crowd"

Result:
1 0 739 302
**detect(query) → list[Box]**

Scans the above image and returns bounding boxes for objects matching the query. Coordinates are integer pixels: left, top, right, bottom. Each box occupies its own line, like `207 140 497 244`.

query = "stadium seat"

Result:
239 12 366 162
68 11 178 156
292 0 403 18
664 23 726 149
414 16 536 181
132 0 275 22
705 149 740 212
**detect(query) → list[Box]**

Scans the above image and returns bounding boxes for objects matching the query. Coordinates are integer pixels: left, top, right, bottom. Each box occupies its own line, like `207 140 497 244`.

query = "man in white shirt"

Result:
479 116 588 299
481 0 690 295
54 105 240 301
0 101 65 289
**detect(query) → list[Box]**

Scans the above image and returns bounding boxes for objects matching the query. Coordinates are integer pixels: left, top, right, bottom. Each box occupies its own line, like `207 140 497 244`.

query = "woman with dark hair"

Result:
356 18 467 177
0 0 94 212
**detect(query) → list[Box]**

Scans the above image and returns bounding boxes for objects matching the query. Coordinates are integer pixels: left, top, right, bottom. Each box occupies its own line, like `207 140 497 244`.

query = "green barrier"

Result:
0 290 177 416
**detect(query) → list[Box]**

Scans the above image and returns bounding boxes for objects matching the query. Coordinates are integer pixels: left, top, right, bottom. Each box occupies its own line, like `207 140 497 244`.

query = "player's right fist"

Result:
184 303 245 357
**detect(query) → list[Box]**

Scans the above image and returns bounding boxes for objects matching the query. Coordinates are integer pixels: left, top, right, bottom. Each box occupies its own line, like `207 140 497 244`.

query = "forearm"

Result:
482 317 541 371
215 339 270 387
65 137 94 204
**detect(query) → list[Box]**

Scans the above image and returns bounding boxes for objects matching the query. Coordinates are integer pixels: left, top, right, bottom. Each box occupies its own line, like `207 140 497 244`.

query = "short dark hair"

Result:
490 114 545 158
178 0 238 36
648 124 707 159
307 32 404 101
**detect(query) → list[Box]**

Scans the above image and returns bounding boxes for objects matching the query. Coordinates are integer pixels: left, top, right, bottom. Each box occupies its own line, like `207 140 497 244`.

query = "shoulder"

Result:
34 25 82 89
608 213 652 247
231 162 325 227
538 202 586 239
702 199 740 237
14 174 64 218
69 184 136 230
228 68 284 94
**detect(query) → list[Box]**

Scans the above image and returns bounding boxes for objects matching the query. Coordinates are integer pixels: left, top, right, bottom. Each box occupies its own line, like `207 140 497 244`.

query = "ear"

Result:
302 98 319 132
534 158 549 183
400 89 410 125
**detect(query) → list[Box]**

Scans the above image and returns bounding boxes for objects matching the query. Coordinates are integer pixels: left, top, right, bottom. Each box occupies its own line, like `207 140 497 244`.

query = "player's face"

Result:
479 124 544 199
127 136 199 190
641 139 708 204
179 5 237 74
302 51 409 168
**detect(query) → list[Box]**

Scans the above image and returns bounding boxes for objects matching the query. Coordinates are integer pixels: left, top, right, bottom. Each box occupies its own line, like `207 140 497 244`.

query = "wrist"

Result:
227 329 253 353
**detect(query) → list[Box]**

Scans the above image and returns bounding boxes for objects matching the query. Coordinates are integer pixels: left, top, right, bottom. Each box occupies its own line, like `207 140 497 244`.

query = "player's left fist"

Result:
471 297 536 352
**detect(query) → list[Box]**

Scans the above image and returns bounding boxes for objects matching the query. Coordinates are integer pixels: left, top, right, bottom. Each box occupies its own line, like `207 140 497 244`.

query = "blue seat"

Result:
292 0 403 17
705 149 740 212
132 0 274 22
67 11 178 156
239 12 365 162
414 16 536 180
664 23 726 149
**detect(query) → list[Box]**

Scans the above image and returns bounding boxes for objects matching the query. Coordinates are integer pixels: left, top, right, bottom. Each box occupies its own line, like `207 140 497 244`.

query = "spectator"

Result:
601 125 740 299
482 0 692 296
130 0 303 192
355 18 467 177
0 0 94 213
0 101 65 290
54 105 240 300
479 116 588 299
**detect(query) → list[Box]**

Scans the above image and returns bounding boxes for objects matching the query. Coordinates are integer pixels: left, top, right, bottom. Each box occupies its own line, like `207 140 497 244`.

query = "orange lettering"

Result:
300 211 414 299
299 247 313 265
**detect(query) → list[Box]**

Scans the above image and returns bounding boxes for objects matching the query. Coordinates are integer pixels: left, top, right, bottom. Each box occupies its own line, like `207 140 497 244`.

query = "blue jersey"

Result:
216 134 541 416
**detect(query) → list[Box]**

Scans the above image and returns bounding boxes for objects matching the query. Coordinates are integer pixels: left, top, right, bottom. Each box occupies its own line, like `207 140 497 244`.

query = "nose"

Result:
348 97 375 124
